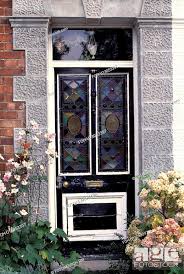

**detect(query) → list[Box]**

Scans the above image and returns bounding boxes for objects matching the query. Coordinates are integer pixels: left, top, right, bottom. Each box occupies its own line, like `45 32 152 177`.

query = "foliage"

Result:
126 171 184 271
0 121 82 273
169 267 184 274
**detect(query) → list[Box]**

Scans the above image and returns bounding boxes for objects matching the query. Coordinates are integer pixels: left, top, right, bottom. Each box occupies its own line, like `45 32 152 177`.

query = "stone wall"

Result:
138 0 173 177
10 17 49 220
9 0 174 221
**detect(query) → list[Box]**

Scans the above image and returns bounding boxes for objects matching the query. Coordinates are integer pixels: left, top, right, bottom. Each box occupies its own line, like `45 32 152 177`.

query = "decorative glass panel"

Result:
97 74 129 173
53 29 132 61
73 203 117 230
58 75 90 173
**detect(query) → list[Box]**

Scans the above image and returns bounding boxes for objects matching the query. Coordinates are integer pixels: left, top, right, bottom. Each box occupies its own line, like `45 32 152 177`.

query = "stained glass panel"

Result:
59 75 90 173
97 74 129 173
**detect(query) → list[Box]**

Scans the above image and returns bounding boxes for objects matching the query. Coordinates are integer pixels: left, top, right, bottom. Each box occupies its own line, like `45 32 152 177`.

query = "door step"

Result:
51 255 120 273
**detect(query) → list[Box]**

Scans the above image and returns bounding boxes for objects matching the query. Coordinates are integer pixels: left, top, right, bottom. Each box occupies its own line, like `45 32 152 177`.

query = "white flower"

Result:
22 160 33 170
33 136 39 144
179 235 184 246
30 120 38 129
40 165 45 171
177 199 184 209
141 201 148 208
11 188 19 194
11 184 17 188
178 185 184 194
0 153 4 160
20 209 28 216
158 172 168 181
0 182 6 193
21 180 28 186
149 199 162 209
45 147 56 158
139 188 149 199
148 179 165 194
13 162 20 169
167 170 183 180
19 129 26 136
14 175 21 181
167 183 176 194
7 158 14 163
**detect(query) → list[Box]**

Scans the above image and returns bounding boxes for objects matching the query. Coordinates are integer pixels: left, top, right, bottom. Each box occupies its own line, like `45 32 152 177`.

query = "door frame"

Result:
47 26 140 231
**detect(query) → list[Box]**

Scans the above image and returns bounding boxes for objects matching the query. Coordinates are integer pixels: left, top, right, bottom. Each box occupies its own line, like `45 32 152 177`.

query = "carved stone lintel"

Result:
82 0 104 18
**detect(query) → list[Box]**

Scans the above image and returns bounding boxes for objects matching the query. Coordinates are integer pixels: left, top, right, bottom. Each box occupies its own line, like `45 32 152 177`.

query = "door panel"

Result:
58 74 91 175
96 74 129 174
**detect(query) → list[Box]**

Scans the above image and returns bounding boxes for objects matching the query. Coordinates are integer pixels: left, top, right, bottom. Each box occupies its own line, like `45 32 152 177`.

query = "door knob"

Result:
63 181 70 188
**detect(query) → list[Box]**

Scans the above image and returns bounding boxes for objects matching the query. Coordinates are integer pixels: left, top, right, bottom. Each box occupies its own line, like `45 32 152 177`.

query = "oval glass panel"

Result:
68 115 82 135
105 114 120 133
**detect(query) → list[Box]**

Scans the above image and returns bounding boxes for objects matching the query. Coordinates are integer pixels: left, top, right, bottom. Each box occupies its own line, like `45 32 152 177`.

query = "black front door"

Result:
56 67 134 245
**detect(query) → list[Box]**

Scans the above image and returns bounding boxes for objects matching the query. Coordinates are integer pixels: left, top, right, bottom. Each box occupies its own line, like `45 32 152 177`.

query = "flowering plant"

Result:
0 121 82 273
125 171 184 262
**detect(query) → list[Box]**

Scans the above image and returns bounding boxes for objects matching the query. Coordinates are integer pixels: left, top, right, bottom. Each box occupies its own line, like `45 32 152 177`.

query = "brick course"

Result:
0 1 25 170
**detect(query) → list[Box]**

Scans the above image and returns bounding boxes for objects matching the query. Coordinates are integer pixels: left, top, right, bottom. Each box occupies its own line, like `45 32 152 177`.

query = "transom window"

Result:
52 29 132 61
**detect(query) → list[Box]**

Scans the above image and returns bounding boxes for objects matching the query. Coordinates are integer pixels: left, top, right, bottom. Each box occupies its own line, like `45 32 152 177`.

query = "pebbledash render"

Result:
0 0 184 267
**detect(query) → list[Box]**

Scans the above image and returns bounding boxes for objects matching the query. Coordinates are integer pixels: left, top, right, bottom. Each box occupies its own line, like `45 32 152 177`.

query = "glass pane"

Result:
73 203 117 230
97 74 129 172
59 75 90 173
53 29 132 61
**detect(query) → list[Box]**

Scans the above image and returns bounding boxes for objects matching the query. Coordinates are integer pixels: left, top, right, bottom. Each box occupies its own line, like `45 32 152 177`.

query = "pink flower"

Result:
141 236 153 247
3 171 11 182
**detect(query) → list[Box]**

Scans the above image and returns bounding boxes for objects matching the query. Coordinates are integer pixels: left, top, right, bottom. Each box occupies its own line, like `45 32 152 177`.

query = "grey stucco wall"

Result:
139 0 173 177
11 0 173 219
10 18 49 220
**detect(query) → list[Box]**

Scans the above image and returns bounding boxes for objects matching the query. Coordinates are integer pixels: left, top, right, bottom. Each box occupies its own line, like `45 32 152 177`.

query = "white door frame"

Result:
47 26 140 230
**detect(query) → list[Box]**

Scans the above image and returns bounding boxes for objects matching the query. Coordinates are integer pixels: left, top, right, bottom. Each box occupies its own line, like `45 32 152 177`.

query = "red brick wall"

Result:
0 0 25 171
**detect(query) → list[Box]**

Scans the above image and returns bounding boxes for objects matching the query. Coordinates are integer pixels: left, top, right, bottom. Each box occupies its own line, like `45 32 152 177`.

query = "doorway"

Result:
55 67 134 242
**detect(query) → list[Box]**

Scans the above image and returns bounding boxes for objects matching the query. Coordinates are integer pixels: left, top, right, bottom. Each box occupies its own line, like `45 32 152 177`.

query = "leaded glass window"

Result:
58 75 91 174
96 74 129 173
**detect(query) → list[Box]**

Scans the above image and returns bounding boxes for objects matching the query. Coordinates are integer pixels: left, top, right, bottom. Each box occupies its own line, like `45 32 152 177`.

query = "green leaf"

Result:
46 233 57 242
0 200 6 209
32 240 46 250
0 241 10 250
0 219 3 227
69 251 81 263
11 231 20 244
39 250 49 261
2 204 10 215
53 228 68 241
49 250 64 263
169 267 184 274
35 228 46 239
37 221 50 228
72 267 86 274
